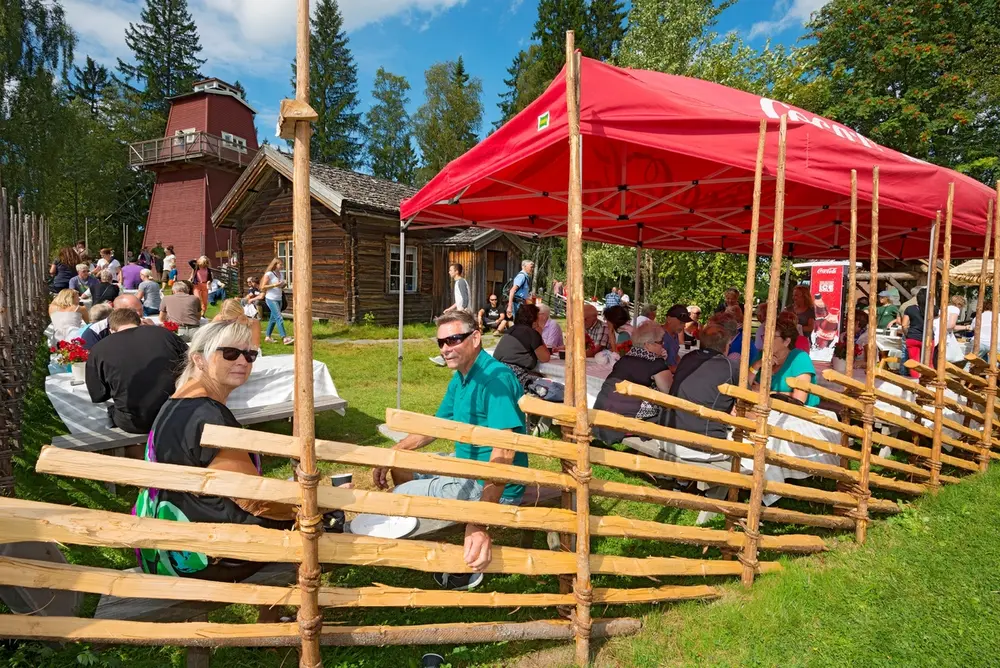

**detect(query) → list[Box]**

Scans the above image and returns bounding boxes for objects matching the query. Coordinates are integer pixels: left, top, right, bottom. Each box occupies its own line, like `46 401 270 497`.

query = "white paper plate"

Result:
349 513 418 539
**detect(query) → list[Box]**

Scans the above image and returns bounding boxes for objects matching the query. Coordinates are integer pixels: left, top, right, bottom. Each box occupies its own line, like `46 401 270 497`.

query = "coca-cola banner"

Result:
810 264 845 350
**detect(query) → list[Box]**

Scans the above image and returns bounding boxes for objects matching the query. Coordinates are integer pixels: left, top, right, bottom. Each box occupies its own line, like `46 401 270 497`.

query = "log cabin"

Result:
212 146 529 324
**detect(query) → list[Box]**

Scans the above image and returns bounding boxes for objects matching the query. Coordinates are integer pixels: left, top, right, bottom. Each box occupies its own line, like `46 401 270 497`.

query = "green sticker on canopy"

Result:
537 111 550 131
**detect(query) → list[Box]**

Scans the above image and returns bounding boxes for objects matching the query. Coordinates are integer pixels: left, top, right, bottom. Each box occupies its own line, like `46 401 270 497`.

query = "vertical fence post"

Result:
740 114 788 586
565 30 592 667
972 200 994 356
726 118 767 552
292 0 323 664
982 185 1000 471
854 167 879 543
930 184 955 491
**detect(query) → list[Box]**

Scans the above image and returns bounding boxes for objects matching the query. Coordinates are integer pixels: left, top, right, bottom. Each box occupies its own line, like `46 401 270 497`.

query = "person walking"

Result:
505 260 534 320
261 258 293 345
444 263 470 313
161 245 177 289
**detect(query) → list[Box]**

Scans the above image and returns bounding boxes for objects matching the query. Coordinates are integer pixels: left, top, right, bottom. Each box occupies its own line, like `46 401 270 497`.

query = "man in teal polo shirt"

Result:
373 310 527 590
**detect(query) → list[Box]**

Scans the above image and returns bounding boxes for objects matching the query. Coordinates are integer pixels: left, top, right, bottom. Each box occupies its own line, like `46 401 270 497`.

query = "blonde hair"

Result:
196 255 210 268
177 320 254 387
51 289 80 310
260 257 282 291
215 298 246 321
99 269 113 282
950 294 967 309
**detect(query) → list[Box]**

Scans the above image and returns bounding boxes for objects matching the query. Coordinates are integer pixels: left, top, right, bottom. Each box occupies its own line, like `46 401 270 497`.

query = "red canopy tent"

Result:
402 56 993 260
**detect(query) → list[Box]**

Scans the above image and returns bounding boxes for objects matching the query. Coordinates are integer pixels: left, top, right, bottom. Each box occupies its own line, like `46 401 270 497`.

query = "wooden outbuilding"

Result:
212 146 530 323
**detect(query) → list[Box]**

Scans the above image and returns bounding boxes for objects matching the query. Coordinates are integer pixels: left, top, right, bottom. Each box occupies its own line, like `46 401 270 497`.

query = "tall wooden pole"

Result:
725 118 767 550
981 185 1000 472
565 31 592 667
292 0 322 664
740 114 788 587
973 199 994 352
855 167 879 543
923 212 941 366
930 184 955 491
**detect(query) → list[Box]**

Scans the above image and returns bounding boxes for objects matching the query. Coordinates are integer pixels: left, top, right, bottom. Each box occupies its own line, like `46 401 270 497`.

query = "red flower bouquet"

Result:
50 338 89 366
161 320 180 333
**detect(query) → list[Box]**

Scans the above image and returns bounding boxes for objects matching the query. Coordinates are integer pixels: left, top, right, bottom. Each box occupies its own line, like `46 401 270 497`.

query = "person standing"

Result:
445 263 470 313
684 305 702 344
121 258 144 290
136 269 162 316
875 290 900 329
97 248 121 283
261 258 293 345
506 260 534 320
901 288 931 378
791 285 816 341
373 311 527 591
189 256 213 315
715 288 740 314
604 288 621 308
162 245 177 289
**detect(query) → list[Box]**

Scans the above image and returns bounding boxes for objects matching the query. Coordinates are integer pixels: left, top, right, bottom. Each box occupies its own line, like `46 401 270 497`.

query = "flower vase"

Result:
831 357 847 374
71 362 86 383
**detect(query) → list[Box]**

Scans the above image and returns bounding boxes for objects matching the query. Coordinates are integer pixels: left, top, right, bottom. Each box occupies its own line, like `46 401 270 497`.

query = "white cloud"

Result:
63 0 467 77
748 0 831 40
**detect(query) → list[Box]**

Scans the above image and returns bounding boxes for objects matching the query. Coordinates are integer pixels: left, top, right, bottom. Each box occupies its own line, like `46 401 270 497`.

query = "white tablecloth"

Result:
536 357 614 408
46 354 342 437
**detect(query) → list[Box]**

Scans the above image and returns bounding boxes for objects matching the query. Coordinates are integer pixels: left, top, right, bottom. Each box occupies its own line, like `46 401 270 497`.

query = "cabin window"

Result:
222 131 247 153
388 243 418 294
275 239 294 290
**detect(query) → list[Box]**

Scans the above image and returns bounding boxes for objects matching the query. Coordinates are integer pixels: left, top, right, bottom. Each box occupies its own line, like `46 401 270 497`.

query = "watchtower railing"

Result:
128 132 257 169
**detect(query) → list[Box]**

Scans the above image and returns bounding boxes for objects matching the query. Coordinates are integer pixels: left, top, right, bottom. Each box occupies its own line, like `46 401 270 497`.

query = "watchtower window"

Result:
173 128 196 148
221 132 247 154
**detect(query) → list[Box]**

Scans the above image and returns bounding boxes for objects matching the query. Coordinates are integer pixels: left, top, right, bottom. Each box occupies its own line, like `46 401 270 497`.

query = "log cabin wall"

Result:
239 191 348 321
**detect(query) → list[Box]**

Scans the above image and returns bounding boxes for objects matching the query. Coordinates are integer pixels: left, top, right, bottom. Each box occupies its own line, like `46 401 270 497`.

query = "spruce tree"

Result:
68 56 110 115
532 0 588 82
292 0 363 169
117 0 205 116
363 68 417 184
585 0 627 61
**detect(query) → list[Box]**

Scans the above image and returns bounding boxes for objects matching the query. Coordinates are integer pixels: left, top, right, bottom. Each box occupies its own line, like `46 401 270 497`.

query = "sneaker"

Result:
282 336 295 345
433 571 483 591
264 337 275 343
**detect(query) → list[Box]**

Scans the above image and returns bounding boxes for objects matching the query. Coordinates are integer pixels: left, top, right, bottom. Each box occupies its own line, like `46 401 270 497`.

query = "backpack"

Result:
502 271 532 307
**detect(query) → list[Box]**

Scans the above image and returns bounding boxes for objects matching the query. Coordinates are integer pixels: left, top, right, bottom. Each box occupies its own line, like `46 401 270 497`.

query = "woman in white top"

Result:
260 258 293 345
49 289 89 344
932 294 966 363
161 245 177 288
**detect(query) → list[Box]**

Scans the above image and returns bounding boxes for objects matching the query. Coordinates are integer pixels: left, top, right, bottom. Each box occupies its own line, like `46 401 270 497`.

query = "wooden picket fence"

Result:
0 184 51 498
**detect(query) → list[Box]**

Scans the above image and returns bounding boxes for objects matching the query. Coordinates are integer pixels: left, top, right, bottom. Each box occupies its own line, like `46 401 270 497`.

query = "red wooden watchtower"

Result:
130 78 258 266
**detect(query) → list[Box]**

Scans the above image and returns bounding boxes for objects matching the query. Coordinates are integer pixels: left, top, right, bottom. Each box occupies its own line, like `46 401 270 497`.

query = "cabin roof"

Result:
437 227 528 253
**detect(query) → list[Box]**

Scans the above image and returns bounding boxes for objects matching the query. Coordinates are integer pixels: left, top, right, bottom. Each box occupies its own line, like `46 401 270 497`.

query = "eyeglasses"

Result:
218 347 259 363
436 331 474 349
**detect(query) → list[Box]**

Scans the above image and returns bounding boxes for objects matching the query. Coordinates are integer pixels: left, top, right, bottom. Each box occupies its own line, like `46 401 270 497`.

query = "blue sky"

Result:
64 0 829 146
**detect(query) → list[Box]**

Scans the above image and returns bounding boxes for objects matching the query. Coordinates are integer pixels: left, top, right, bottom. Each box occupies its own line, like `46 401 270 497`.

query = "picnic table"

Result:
46 354 346 455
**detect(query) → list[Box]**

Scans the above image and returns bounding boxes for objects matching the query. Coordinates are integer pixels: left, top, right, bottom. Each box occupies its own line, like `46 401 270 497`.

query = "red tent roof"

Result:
402 56 994 260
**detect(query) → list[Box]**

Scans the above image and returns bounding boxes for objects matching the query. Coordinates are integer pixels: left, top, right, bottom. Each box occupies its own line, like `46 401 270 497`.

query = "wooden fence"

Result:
0 183 50 497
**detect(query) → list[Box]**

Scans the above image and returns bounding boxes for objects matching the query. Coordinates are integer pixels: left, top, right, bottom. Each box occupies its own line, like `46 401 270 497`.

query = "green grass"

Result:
5 319 1000 666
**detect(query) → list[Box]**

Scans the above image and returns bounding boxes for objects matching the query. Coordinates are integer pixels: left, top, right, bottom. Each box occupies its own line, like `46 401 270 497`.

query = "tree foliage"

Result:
363 68 417 184
117 0 205 118
413 59 483 185
293 0 363 168
806 0 1000 184
67 56 111 116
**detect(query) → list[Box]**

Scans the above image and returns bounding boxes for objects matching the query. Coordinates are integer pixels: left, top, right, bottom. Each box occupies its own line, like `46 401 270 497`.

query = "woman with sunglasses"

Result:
134 320 297 588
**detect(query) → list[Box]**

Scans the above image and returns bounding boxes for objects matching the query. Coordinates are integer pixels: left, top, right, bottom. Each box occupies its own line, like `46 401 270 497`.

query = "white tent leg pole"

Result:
632 223 643 326
781 261 792 307
396 226 406 410
922 220 939 366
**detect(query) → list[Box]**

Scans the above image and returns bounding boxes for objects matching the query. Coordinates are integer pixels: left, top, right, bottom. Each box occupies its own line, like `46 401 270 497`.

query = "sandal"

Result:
282 337 295 345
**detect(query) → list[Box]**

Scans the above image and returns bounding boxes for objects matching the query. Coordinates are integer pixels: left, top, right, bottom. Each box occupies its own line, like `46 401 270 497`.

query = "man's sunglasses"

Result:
436 331 474 349
218 347 259 363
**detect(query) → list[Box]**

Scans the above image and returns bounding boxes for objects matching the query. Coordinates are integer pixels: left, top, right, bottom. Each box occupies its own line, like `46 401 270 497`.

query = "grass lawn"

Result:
4 315 1000 666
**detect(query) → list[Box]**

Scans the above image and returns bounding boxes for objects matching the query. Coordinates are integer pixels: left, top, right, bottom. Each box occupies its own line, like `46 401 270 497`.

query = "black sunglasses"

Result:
436 331 474 349
218 346 259 363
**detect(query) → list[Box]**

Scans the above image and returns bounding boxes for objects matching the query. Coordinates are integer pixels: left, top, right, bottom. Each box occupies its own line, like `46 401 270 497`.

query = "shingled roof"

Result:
309 160 418 215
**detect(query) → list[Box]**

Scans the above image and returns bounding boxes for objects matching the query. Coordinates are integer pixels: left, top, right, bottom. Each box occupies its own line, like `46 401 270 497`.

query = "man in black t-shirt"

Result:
478 294 509 333
86 308 188 434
